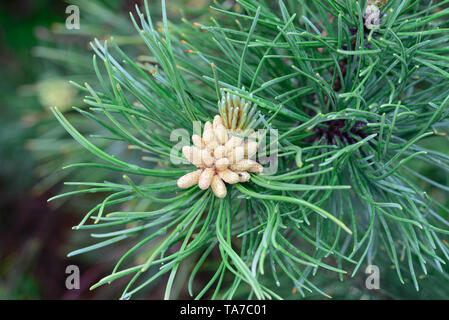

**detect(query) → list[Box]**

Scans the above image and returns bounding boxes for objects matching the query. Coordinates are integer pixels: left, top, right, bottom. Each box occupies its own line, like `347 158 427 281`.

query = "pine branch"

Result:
50 0 449 299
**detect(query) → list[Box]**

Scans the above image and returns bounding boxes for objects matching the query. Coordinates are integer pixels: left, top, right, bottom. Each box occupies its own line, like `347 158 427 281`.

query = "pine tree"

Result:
51 0 449 299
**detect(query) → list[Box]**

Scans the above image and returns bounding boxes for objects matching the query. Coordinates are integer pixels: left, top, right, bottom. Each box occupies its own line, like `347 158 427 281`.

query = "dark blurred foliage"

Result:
0 0 63 194
0 0 154 300
0 0 66 299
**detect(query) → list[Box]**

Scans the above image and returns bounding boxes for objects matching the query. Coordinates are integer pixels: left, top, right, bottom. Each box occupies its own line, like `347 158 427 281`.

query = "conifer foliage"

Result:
51 0 449 299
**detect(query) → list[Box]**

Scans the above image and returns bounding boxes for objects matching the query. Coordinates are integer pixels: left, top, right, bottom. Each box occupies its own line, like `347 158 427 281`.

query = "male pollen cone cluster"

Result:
177 114 263 198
